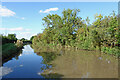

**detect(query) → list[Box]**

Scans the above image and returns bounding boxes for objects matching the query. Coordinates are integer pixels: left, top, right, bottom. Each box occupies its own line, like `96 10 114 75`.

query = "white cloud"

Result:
39 7 59 13
15 16 26 20
0 27 30 31
25 29 31 31
21 17 25 20
9 27 23 31
0 27 33 39
39 10 43 13
0 5 25 19
0 5 16 17
19 32 31 34
16 32 37 40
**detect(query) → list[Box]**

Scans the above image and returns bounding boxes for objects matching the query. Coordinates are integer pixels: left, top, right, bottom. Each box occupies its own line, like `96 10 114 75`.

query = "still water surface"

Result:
0 45 118 78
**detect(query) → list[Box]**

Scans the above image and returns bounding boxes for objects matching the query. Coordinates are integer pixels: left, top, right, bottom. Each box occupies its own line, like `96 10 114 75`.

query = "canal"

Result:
0 45 118 78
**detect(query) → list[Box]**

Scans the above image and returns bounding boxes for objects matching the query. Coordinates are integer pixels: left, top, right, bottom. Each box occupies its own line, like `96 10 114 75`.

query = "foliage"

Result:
0 34 17 45
20 38 31 43
30 36 35 41
31 9 120 57
7 34 17 41
20 38 26 41
1 34 23 60
2 42 23 60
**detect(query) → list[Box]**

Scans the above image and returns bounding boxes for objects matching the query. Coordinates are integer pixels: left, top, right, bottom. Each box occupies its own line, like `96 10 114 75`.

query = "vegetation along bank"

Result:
0 34 23 60
31 9 120 58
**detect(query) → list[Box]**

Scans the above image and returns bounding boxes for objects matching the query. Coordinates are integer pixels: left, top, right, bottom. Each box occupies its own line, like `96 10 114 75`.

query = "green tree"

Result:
8 34 17 41
21 38 25 42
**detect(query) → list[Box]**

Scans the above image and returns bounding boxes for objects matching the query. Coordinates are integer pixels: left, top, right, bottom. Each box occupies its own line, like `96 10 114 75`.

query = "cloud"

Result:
0 27 30 31
16 32 37 39
15 16 26 20
0 5 25 19
0 5 16 17
39 7 58 13
0 27 33 39
19 32 31 34
21 17 25 20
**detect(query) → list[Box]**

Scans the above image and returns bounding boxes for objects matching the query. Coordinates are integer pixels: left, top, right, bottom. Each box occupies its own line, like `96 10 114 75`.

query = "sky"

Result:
0 2 118 39
1 0 120 2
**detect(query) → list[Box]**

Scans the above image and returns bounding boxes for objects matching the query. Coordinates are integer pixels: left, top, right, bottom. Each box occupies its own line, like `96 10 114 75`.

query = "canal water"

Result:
0 45 118 78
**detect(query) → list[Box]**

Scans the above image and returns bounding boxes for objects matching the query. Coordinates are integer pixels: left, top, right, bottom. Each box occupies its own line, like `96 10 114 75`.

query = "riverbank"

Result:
2 41 23 60
32 43 120 59
31 8 120 59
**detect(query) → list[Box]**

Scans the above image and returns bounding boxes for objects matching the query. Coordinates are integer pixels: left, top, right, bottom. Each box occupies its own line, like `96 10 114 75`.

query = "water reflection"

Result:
39 48 118 78
0 67 13 77
2 45 52 78
2 50 22 65
81 72 89 78
41 73 64 78
36 52 57 64
35 51 58 77
22 45 34 55
1 45 118 78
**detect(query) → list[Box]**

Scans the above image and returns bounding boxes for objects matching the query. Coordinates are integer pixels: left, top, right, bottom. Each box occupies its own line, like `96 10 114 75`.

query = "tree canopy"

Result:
31 9 120 58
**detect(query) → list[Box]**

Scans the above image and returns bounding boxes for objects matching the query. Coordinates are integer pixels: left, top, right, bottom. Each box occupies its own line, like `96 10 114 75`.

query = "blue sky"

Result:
0 2 118 39
2 0 120 2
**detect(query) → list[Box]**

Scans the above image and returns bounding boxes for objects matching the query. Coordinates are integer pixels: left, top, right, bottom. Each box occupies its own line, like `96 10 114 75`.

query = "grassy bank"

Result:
32 42 120 59
2 41 23 60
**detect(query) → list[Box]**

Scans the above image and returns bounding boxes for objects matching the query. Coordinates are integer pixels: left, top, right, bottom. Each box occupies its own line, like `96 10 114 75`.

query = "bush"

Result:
101 46 120 57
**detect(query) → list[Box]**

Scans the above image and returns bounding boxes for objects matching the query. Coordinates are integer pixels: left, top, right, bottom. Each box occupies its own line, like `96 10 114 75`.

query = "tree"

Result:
42 9 82 46
93 14 103 28
21 38 25 42
30 36 35 41
31 9 120 57
8 34 17 41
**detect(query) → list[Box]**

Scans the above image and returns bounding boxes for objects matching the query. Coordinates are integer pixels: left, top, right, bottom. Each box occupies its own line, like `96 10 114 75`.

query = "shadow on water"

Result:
36 52 58 64
33 46 65 78
35 51 64 78
2 49 22 66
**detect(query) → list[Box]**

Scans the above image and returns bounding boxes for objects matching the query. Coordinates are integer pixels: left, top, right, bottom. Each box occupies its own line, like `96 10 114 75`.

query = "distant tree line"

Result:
0 33 32 45
19 38 32 44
